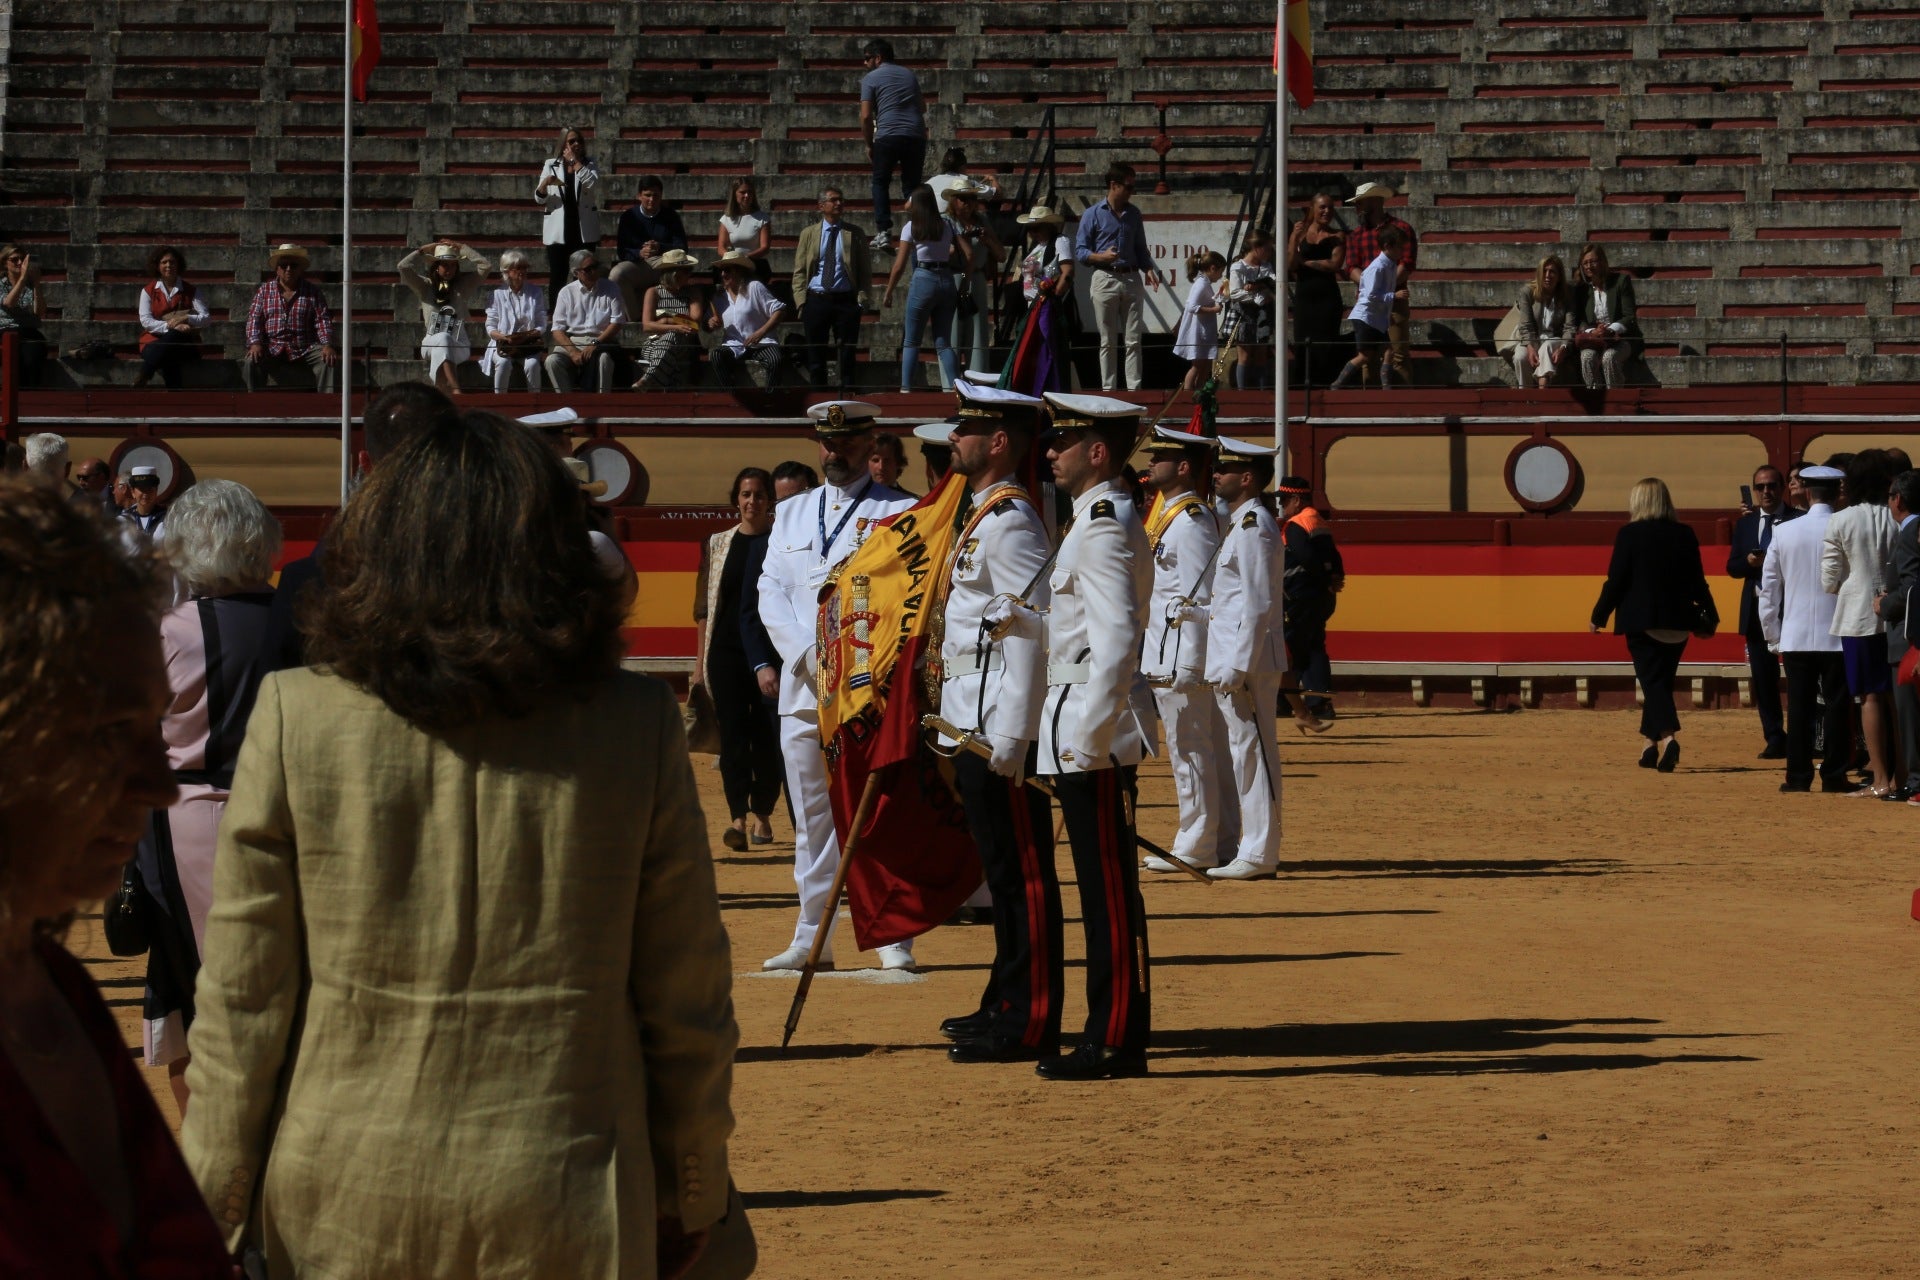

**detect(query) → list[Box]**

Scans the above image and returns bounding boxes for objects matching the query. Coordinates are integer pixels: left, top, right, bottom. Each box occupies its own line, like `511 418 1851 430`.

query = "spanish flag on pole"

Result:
351 0 381 102
1277 0 1313 108
815 473 982 950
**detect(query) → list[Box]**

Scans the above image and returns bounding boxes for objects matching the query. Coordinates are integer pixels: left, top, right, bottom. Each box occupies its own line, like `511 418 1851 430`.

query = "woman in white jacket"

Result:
1821 448 1900 797
536 126 600 306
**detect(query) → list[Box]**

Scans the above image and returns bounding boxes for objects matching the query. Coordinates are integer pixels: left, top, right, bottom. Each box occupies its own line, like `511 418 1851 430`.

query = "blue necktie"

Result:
1759 515 1774 550
823 224 840 293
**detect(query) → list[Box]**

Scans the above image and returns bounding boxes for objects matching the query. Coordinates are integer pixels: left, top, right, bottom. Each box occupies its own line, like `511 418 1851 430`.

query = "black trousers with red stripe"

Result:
1052 764 1151 1052
953 751 1062 1050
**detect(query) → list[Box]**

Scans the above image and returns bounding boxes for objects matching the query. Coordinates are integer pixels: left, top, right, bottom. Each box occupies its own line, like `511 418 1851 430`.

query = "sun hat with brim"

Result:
653 249 701 272
563 456 610 498
807 400 883 436
1015 205 1065 225
431 244 462 262
269 243 311 268
943 179 992 201
1347 182 1397 204
714 249 756 272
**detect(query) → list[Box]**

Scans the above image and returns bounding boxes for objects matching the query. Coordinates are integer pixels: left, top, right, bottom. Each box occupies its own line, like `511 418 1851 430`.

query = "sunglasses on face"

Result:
1754 482 1782 491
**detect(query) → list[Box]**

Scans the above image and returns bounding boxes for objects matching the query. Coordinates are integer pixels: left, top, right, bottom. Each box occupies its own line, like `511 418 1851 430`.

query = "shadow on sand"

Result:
742 1188 946 1210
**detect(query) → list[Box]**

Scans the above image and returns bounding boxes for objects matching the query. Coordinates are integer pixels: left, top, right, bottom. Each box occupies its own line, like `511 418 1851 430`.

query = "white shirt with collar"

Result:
1204 497 1286 687
756 474 915 717
1036 478 1157 776
139 281 210 335
1759 502 1842 652
548 277 626 343
939 477 1050 747
1140 490 1220 686
808 220 851 295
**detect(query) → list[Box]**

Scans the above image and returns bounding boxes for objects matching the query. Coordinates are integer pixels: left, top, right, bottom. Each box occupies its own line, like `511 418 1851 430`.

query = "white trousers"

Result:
1152 684 1235 867
490 353 543 392
1087 270 1144 390
780 711 842 953
1214 675 1282 869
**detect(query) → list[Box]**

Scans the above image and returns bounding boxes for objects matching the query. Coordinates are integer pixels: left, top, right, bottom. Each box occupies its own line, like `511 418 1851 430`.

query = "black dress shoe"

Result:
1638 745 1658 769
1035 1043 1149 1081
1823 780 1864 794
1657 740 1680 773
938 1011 993 1041
1758 743 1788 760
1780 781 1811 793
948 1034 1053 1064
1885 784 1917 803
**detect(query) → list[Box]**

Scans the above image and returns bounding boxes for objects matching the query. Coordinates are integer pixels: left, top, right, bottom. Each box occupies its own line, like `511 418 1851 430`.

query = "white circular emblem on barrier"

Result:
1505 439 1580 512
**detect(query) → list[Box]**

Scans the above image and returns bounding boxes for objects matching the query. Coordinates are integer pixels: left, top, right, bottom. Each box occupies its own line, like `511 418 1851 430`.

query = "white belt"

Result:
945 650 1003 679
1048 660 1091 685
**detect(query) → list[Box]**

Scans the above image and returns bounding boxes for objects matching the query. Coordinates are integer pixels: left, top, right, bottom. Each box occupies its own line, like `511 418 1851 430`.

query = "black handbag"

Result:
102 858 151 957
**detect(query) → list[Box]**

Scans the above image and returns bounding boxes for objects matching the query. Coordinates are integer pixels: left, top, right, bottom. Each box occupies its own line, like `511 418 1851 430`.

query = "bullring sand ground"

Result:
83 707 1919 1278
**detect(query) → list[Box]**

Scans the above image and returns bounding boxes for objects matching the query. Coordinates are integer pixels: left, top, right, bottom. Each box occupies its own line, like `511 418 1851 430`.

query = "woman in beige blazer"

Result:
182 410 738 1279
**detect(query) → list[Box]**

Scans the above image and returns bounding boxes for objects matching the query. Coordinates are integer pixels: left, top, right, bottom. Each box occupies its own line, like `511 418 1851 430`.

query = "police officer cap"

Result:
806 400 882 435
1799 464 1844 481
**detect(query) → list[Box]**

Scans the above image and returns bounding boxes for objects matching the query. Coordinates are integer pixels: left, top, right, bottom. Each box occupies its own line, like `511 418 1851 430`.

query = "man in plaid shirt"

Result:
1343 183 1417 385
244 243 339 392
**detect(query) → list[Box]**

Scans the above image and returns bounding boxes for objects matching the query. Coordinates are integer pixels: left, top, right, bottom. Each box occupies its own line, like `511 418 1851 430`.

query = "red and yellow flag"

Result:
816 473 982 950
1277 0 1314 109
351 0 381 102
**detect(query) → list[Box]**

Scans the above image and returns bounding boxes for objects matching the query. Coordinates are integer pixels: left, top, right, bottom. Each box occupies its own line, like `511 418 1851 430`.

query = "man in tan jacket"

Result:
790 186 871 392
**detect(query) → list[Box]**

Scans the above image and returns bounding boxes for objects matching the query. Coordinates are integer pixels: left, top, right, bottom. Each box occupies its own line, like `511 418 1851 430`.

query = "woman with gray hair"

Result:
481 248 549 393
138 478 283 1112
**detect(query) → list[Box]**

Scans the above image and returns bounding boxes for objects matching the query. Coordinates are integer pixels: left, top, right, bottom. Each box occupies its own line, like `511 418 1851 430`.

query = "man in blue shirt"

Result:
1075 161 1152 391
788 187 872 392
859 38 926 252
609 174 689 318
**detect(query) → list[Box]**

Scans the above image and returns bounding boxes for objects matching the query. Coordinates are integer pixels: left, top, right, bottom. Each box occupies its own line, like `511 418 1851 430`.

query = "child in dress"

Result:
1331 226 1409 390
1173 250 1226 392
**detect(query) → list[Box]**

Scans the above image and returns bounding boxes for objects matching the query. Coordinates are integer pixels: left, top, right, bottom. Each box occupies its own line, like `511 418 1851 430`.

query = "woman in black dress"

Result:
1590 477 1720 772
693 467 782 849
1287 193 1346 386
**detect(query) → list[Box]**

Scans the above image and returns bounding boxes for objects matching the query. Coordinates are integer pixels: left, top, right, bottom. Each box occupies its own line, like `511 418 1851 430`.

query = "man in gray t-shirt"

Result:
858 37 926 251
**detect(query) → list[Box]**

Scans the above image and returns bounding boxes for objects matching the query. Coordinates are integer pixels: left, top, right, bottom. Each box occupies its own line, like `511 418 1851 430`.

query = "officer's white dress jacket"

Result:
1141 493 1221 686
757 477 916 717
940 479 1051 745
1758 502 1842 653
1037 479 1158 775
1204 497 1287 686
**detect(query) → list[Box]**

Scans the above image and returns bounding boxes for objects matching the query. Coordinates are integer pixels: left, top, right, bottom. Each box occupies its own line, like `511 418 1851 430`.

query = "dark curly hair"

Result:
302 410 627 730
146 244 188 277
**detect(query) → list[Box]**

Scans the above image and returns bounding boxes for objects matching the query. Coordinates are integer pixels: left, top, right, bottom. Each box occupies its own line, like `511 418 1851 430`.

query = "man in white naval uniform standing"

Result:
1017 391 1158 1080
1138 419 1236 874
928 382 1062 1065
756 400 918 970
1198 435 1287 880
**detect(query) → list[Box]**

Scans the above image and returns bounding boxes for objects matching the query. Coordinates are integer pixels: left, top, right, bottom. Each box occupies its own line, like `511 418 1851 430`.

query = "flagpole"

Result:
1275 0 1289 464
340 0 354 504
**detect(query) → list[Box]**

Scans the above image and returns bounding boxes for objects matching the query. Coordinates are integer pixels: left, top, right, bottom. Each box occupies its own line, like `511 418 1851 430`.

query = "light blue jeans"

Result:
900 266 959 391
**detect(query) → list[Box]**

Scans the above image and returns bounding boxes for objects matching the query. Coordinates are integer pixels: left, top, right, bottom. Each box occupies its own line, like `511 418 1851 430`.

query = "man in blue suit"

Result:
1729 464 1800 759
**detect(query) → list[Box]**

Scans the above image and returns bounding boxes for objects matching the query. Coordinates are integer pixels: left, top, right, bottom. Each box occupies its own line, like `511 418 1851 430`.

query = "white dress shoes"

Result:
876 943 917 971
1143 854 1214 873
763 945 832 971
1206 859 1277 881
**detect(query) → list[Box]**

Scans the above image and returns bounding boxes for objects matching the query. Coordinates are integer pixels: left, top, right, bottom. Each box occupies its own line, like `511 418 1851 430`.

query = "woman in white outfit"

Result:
481 249 549 393
707 249 788 388
1512 254 1576 389
397 240 491 393
713 177 773 283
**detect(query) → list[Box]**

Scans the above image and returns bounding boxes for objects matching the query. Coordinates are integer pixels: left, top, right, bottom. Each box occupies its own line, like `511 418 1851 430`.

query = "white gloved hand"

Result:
1168 601 1210 628
800 645 820 683
1066 741 1107 768
1217 668 1250 695
984 732 1026 781
983 594 1044 640
1170 667 1202 693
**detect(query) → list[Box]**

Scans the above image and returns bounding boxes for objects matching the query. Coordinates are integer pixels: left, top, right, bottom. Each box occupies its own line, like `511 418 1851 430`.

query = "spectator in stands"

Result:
611 175 689 316
1236 227 1282 391
1283 200 1338 388
715 177 773 282
694 466 782 852
946 180 1001 380
1875 467 1920 802
869 431 910 492
122 467 168 540
1076 161 1151 392
1573 244 1641 390
545 250 628 394
181 408 737 1280
134 245 210 390
0 484 235 1277
243 243 338 393
536 125 600 307
633 249 707 391
1010 203 1073 393
1174 251 1226 393
481 249 549 393
137 479 280 1115
791 187 870 393
71 456 114 516
1729 464 1798 760
883 184 970 392
928 148 1001 217
397 239 493 395
1759 463 1856 792
0 244 48 386
1820 448 1899 798
22 432 68 489
1512 254 1576 390
860 38 927 252
1589 477 1718 773
1330 226 1409 390
1343 184 1417 386
709 250 788 389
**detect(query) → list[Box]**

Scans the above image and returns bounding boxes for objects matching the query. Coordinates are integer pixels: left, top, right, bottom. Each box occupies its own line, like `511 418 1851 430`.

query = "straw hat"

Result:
714 249 756 273
268 243 310 268
1347 182 1396 204
1015 204 1065 225
654 248 701 272
431 243 462 262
